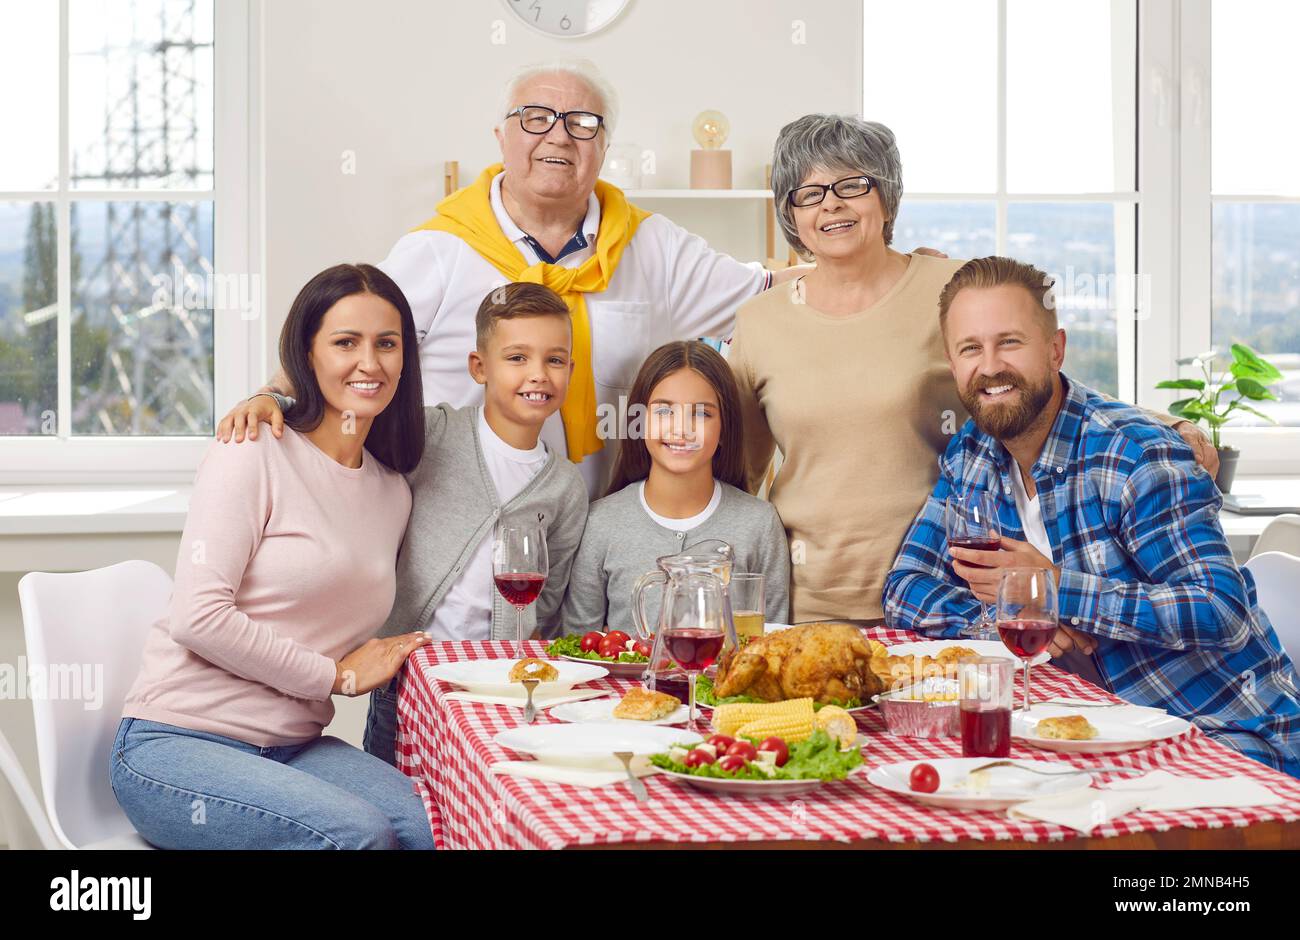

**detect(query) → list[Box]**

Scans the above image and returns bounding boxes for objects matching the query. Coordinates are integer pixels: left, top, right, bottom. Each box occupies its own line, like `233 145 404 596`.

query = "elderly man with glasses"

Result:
220 59 810 495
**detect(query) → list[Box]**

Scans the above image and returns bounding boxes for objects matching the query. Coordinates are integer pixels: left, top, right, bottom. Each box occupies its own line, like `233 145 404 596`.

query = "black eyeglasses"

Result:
506 105 605 141
787 175 877 208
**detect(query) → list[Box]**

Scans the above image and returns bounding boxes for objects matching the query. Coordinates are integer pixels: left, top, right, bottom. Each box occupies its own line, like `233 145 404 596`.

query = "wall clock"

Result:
501 0 632 39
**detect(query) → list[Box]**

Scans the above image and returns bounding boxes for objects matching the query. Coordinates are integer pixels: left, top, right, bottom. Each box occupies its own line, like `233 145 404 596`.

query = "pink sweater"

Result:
123 427 412 746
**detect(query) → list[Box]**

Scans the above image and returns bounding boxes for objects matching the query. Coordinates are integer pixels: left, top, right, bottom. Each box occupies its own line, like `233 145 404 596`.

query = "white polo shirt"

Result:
377 173 768 494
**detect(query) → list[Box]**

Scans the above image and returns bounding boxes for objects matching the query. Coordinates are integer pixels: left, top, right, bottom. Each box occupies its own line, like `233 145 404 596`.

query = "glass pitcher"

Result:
630 538 739 695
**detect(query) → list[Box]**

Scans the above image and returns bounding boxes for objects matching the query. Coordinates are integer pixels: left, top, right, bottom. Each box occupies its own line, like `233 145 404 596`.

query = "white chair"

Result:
0 727 62 849
1244 551 1300 666
17 560 172 849
1250 514 1300 559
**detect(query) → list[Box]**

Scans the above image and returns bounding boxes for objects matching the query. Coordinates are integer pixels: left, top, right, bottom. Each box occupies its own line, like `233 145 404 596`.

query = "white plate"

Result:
548 697 691 726
868 757 1093 811
428 658 607 697
494 723 701 769
884 638 1050 667
558 654 648 678
653 767 852 798
1013 705 1192 754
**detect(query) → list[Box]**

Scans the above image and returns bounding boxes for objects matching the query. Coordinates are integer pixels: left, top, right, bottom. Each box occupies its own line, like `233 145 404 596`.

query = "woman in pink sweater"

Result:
111 263 435 849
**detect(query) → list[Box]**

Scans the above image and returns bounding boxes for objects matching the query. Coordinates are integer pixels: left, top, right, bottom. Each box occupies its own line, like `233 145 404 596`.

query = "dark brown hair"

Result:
474 282 571 349
605 341 745 496
938 255 1058 337
279 263 425 474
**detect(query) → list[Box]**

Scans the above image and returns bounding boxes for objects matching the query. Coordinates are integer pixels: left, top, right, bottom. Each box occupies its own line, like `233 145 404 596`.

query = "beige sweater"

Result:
729 254 967 623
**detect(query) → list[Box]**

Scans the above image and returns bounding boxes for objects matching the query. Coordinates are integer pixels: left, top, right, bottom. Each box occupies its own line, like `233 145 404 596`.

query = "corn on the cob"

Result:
714 698 815 740
735 714 815 744
814 705 857 748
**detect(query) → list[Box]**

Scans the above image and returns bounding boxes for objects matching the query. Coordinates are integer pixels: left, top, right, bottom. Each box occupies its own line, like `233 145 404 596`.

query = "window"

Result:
864 0 1137 399
1208 0 1300 429
0 0 256 481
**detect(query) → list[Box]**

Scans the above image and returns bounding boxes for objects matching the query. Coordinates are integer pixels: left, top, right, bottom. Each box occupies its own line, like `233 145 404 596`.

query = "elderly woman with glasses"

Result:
219 59 806 498
729 113 1215 626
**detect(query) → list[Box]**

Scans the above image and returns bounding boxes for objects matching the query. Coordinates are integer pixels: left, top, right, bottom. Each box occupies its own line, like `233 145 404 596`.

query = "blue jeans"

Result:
109 717 434 850
363 678 399 767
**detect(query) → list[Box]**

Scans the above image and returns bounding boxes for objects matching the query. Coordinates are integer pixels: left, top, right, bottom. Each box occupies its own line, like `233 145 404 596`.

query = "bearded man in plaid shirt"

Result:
884 256 1300 777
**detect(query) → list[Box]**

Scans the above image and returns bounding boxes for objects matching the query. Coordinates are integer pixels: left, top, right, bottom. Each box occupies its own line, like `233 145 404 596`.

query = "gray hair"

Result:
771 114 903 257
497 59 619 139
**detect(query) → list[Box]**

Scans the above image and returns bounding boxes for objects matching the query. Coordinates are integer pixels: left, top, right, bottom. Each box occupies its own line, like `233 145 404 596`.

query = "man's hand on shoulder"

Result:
217 393 285 443
1172 420 1220 479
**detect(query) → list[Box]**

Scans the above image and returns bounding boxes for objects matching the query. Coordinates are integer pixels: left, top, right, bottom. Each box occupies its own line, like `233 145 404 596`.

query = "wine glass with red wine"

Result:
493 520 548 659
945 491 1000 638
995 567 1058 713
661 573 727 729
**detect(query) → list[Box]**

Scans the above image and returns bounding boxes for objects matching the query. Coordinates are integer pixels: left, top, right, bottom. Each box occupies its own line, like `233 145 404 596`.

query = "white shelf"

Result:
623 188 772 200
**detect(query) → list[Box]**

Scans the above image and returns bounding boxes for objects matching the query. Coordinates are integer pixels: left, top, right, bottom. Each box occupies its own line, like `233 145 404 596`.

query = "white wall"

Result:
260 0 863 371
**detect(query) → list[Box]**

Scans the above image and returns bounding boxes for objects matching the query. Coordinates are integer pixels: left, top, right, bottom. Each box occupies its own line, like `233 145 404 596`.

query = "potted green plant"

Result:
1157 343 1284 494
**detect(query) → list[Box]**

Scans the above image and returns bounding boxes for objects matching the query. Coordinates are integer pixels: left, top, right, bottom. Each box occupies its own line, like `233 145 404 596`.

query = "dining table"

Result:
394 626 1300 850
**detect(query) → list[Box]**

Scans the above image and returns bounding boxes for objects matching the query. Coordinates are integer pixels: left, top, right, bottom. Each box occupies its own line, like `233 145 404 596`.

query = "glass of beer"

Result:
729 572 766 644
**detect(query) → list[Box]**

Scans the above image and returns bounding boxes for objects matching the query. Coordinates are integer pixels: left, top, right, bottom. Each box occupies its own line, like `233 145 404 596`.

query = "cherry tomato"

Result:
683 748 715 768
718 754 748 773
757 736 789 767
706 734 735 753
604 630 631 647
909 763 940 793
580 631 605 653
632 639 653 658
726 741 758 761
598 636 626 659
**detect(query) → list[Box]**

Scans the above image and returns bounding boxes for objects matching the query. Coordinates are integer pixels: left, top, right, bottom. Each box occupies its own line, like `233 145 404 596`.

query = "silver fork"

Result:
521 678 539 724
1033 698 1130 709
971 760 1143 776
614 751 649 802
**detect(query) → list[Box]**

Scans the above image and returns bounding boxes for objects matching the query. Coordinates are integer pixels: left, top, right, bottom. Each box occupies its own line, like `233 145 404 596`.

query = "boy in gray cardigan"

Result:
359 283 589 763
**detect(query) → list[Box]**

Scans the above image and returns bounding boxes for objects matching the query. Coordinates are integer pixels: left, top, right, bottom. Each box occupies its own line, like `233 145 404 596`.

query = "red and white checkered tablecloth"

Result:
395 630 1300 850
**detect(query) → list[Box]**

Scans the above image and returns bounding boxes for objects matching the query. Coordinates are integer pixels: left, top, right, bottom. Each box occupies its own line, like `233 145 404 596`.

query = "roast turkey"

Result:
713 622 887 704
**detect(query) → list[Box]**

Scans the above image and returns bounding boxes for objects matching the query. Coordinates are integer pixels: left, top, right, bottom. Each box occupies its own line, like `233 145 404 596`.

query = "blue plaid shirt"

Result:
884 373 1300 777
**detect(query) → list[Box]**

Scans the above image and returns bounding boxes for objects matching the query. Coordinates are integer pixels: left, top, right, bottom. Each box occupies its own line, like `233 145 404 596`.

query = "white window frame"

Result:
0 0 263 485
1139 0 1299 474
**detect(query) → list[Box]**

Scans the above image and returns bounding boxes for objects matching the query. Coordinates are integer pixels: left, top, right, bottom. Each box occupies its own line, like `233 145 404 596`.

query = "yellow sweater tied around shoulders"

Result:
414 163 651 463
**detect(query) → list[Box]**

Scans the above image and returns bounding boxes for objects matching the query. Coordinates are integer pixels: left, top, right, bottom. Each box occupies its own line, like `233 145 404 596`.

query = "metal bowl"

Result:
872 678 960 738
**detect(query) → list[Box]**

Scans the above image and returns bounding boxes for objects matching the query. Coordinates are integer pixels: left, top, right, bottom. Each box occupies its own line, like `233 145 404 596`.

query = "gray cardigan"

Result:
558 482 790 635
380 404 588 641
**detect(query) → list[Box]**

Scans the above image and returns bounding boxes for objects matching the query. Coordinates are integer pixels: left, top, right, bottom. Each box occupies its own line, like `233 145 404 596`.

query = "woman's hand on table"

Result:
333 631 431 696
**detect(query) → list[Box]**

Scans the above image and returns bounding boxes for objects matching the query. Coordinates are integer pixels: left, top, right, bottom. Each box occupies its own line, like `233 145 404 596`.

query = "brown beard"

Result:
959 370 1056 440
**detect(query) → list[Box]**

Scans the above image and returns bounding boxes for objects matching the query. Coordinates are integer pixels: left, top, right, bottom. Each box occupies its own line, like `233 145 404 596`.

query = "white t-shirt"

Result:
425 411 549 641
638 480 723 532
1008 466 1053 560
377 172 768 496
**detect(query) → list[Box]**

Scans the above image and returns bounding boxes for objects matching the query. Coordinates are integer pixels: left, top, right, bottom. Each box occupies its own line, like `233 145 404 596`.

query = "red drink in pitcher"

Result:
664 629 725 671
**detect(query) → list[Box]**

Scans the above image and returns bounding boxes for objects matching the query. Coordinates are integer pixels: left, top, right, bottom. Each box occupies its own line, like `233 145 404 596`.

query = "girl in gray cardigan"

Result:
560 341 790 634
